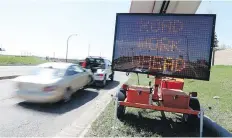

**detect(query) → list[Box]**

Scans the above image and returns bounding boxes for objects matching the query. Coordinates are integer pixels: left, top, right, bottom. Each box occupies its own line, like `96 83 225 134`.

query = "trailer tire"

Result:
116 90 126 120
183 97 200 125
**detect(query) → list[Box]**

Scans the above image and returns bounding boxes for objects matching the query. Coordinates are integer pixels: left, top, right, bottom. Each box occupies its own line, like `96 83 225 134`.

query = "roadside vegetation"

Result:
86 65 232 137
0 55 47 65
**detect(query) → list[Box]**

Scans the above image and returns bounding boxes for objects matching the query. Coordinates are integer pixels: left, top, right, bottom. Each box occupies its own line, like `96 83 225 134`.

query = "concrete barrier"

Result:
204 116 232 137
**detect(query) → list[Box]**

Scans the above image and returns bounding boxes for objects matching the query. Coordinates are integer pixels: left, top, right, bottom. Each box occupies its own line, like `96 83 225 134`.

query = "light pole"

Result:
66 34 77 62
88 44 90 56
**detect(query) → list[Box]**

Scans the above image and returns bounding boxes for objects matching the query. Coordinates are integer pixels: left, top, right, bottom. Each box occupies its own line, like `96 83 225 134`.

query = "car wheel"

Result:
63 87 73 102
110 73 114 81
100 76 107 88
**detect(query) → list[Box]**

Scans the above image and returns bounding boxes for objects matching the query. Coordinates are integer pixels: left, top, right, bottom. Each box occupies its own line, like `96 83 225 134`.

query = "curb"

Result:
54 92 116 138
0 75 19 80
204 115 232 137
78 95 113 137
54 83 126 137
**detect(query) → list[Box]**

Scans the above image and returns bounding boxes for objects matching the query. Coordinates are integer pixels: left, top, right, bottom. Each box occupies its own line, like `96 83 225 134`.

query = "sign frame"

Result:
112 13 216 81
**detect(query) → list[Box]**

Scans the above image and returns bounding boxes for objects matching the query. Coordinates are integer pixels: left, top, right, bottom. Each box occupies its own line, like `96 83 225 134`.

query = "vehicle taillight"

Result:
82 61 86 68
97 74 104 77
122 84 128 90
43 86 57 92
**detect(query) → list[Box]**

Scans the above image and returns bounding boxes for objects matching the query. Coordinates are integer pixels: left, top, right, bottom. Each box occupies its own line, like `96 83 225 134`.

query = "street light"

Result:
66 34 77 62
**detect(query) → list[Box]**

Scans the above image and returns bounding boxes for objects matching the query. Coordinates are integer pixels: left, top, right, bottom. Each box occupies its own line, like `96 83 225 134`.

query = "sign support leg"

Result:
112 95 118 137
199 108 204 138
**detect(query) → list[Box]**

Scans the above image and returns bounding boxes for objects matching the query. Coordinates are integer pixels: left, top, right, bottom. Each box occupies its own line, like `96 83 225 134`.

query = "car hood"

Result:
13 75 62 84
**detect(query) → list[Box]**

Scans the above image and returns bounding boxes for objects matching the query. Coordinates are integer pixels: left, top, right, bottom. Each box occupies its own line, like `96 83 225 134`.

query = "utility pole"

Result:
88 44 90 56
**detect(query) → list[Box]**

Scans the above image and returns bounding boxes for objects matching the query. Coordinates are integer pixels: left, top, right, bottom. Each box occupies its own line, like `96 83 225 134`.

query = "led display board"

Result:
112 13 216 80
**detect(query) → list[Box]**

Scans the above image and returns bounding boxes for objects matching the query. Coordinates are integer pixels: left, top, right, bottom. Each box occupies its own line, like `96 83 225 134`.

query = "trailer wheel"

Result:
183 97 200 125
116 90 126 120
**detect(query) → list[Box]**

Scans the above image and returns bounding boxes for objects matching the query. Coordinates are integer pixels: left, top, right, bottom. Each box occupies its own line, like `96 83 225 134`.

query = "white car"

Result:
13 62 94 103
81 56 114 87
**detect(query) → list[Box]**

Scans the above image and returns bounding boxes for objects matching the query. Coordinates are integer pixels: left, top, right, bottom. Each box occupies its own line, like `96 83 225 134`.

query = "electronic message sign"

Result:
112 14 216 81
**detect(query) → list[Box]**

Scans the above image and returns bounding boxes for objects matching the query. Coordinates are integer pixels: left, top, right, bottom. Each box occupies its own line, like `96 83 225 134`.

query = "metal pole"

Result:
88 44 90 56
113 95 118 137
199 108 204 138
66 34 77 62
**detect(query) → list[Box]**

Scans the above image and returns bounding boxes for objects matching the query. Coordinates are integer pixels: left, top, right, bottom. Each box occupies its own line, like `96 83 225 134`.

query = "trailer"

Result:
111 13 216 137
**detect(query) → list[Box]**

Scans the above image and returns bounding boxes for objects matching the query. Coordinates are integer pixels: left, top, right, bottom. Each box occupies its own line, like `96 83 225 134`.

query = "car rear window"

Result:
31 67 65 78
86 58 105 69
87 58 104 63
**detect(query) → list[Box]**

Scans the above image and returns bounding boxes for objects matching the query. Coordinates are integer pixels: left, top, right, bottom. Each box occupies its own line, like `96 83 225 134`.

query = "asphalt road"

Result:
0 71 128 137
0 66 36 77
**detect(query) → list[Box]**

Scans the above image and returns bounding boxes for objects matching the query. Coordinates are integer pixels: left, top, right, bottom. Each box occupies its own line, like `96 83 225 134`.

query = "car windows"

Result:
65 69 77 76
106 60 111 66
73 65 84 73
104 60 112 68
31 67 65 77
65 65 84 76
108 60 112 65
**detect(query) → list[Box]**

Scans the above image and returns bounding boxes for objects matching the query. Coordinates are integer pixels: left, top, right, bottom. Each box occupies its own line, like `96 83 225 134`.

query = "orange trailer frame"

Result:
118 76 200 115
119 101 199 115
114 76 204 137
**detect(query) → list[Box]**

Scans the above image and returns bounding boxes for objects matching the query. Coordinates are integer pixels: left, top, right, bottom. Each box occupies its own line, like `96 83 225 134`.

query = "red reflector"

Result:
122 84 128 90
98 74 104 76
190 92 198 97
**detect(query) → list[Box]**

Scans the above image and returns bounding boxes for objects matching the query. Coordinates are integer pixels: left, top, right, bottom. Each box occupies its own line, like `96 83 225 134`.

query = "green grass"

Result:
184 65 232 132
85 65 232 137
0 55 46 65
86 101 215 137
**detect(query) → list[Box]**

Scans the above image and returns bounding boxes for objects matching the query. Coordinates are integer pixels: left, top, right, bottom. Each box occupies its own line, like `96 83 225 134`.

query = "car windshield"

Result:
31 67 66 78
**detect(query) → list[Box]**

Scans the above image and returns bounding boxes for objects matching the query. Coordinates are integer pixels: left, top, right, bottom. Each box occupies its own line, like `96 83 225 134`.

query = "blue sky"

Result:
196 1 232 47
0 0 231 60
0 0 131 59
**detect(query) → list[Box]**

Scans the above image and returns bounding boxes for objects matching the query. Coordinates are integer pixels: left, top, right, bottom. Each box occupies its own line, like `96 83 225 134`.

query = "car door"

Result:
105 59 112 78
72 65 89 87
108 60 113 74
65 66 81 91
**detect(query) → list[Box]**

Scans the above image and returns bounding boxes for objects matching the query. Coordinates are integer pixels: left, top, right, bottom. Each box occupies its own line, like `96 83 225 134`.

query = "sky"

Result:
196 0 232 47
0 0 131 59
0 0 231 60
